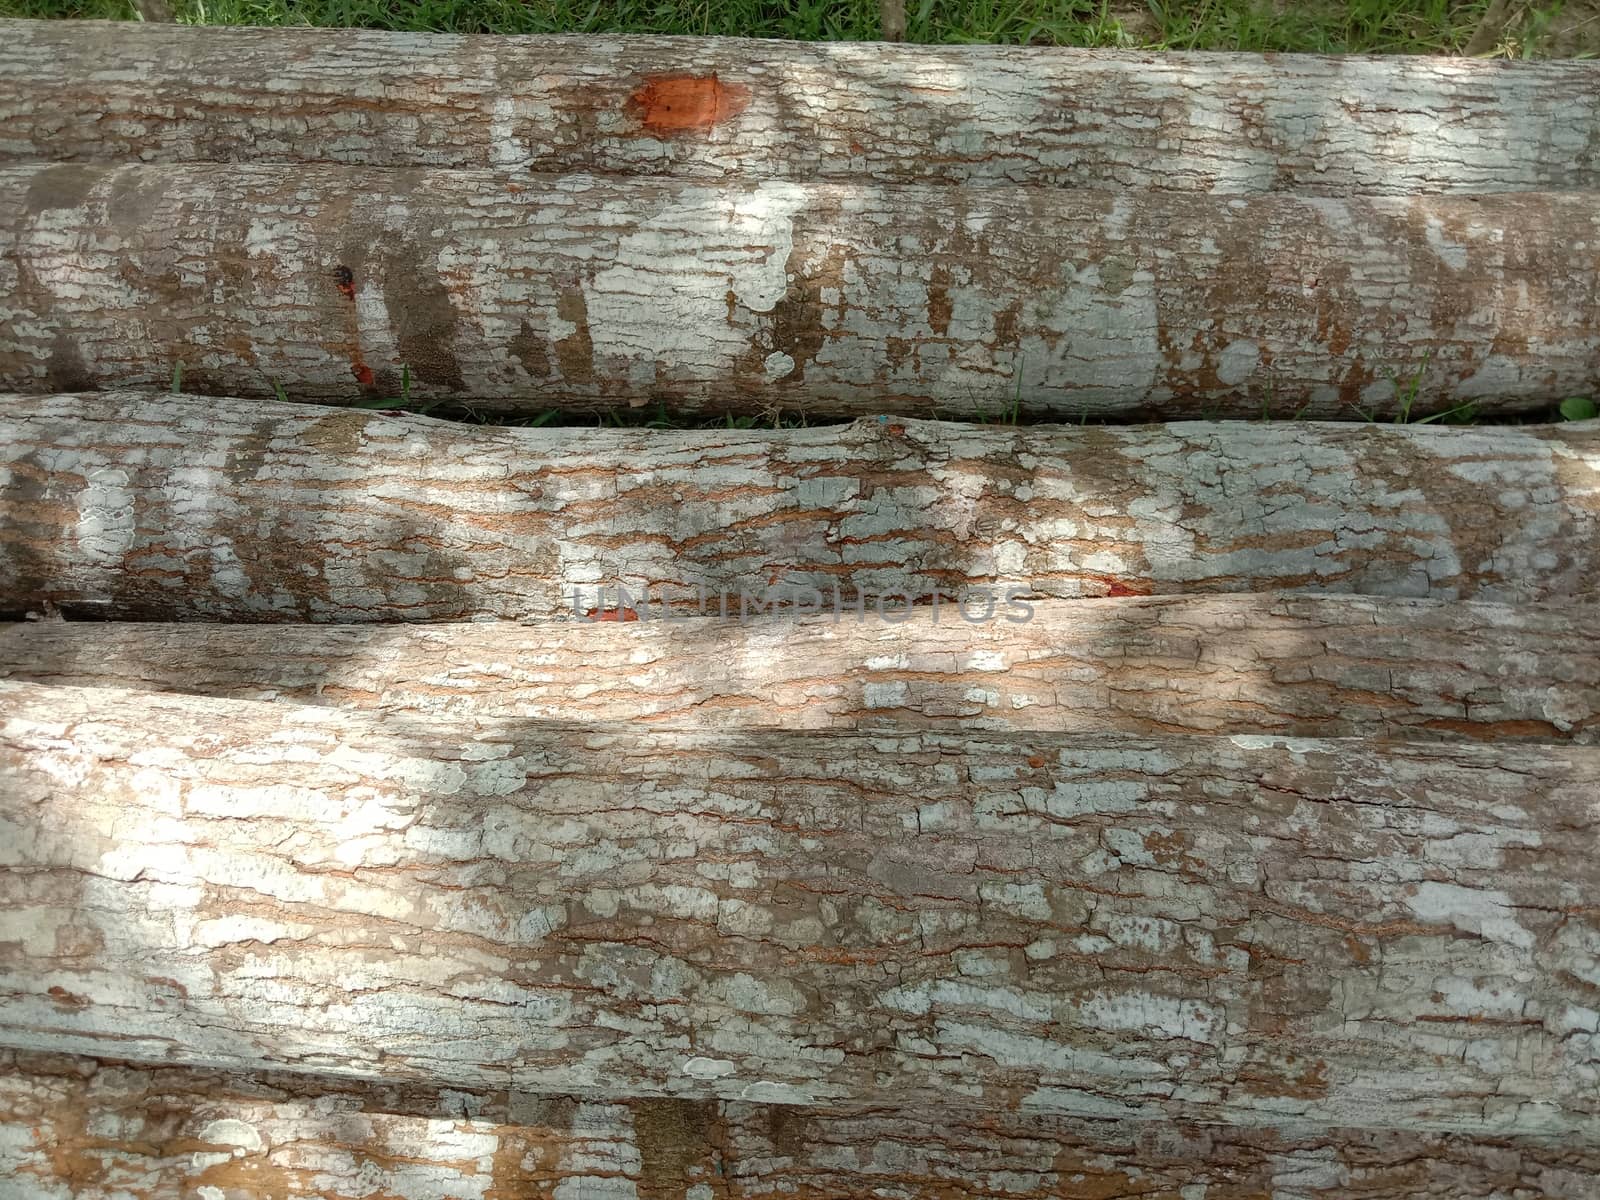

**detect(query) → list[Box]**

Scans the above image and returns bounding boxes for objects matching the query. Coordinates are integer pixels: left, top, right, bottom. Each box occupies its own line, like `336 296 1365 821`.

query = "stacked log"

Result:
3 681 1599 1136
4 167 1596 415
5 21 1598 193
3 394 1599 621
6 1051 1599 1198
4 24 1598 417
2 17 1599 1199
3 592 1594 739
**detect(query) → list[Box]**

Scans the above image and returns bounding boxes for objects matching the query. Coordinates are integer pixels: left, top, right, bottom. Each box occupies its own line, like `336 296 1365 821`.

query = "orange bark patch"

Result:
586 606 640 622
351 362 375 387
628 75 750 132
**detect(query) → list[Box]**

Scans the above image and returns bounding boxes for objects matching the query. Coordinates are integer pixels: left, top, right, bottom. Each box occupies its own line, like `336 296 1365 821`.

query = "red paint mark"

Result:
1026 754 1046 769
1103 580 1148 598
332 265 377 392
586 607 640 622
628 75 750 132
1089 575 1150 598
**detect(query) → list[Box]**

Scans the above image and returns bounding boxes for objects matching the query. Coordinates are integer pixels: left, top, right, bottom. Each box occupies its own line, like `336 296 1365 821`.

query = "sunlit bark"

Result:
4 1051 1597 1200
5 168 1596 415
2 682 1597 1138
5 19 1599 196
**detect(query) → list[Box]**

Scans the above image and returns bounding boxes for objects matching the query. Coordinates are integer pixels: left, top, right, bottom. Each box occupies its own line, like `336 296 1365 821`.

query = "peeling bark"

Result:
2 681 1598 1138
4 166 1597 416
4 1051 1598 1200
3 394 1599 621
4 20 1600 197
2 594 1595 742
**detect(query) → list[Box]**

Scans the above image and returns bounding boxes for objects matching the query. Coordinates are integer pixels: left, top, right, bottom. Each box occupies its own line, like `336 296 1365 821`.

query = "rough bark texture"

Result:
2 595 1595 743
127 0 175 22
3 681 1598 1139
879 0 906 42
6 166 1597 417
7 16 1598 1187
4 394 1599 621
4 19 1599 197
4 1051 1599 1200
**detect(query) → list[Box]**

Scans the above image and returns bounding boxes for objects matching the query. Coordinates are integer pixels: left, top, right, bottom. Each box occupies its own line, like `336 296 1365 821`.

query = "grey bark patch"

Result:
23 164 99 213
106 168 171 232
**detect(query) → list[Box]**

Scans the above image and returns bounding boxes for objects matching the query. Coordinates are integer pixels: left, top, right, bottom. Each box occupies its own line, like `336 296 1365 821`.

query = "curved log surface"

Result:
4 1052 1598 1200
2 595 1596 742
5 166 1597 417
2 682 1598 1138
3 395 1599 621
4 19 1600 197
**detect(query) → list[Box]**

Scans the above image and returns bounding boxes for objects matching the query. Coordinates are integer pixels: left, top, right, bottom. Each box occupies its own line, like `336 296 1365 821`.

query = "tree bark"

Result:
1463 0 1515 56
3 682 1598 1139
5 1051 1598 1200
128 0 175 21
2 594 1594 742
6 166 1597 417
879 0 907 42
4 19 1599 196
4 394 1599 622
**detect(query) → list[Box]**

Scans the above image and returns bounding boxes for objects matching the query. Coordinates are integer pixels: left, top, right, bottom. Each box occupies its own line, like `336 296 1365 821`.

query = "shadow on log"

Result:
2 682 1597 1138
2 595 1596 742
4 1050 1598 1198
3 395 1599 621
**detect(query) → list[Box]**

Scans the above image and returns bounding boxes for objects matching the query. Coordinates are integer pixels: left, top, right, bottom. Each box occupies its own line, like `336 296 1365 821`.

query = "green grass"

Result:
2 0 1587 57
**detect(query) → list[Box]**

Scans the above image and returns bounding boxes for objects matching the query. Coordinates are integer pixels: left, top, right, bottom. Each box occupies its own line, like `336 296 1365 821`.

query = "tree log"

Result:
2 595 1595 742
4 19 1600 197
4 1051 1598 1200
3 682 1598 1138
3 394 1599 621
5 166 1597 417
